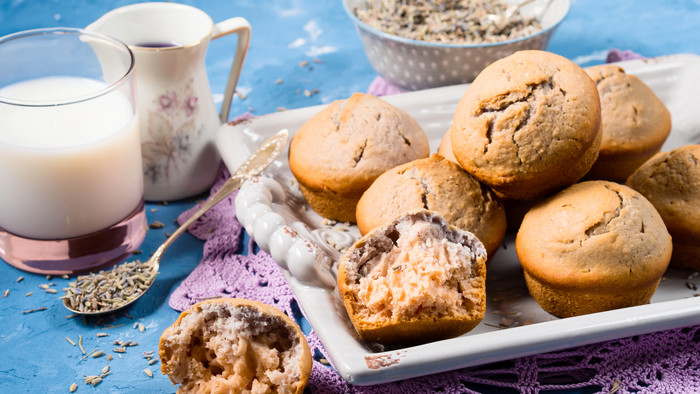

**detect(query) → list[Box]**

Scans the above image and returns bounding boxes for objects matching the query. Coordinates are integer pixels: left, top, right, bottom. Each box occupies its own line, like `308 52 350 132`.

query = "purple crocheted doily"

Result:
606 48 645 63
169 50 700 393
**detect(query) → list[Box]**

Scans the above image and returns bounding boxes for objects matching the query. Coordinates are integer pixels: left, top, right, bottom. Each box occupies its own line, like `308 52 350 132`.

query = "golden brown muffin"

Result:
516 181 672 318
435 129 538 233
289 92 430 223
159 298 312 394
338 210 487 345
356 154 506 260
450 50 602 200
626 145 700 270
584 64 672 181
437 127 458 164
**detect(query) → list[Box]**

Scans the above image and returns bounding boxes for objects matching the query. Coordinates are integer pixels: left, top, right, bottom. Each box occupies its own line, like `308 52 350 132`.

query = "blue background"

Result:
1 0 699 392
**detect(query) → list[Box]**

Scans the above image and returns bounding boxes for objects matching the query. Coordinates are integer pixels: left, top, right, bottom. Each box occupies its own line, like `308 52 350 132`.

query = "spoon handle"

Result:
154 174 246 258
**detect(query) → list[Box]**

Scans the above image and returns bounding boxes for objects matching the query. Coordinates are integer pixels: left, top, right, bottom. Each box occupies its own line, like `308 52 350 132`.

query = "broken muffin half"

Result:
337 210 487 345
159 298 312 394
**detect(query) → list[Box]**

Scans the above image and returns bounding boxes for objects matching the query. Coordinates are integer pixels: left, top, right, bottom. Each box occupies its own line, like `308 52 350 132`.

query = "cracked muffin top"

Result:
289 92 430 195
450 50 602 200
585 64 671 155
515 180 672 292
584 64 672 181
356 154 506 260
626 145 700 243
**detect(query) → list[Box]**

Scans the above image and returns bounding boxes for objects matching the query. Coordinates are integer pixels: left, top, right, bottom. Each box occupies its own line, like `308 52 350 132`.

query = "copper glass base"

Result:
0 201 147 275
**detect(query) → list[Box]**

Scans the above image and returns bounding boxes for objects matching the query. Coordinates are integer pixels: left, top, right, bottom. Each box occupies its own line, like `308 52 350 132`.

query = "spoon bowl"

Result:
487 0 538 32
62 129 289 316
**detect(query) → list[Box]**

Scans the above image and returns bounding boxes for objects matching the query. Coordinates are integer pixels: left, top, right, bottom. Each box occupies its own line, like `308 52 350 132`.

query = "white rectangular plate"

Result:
217 54 700 385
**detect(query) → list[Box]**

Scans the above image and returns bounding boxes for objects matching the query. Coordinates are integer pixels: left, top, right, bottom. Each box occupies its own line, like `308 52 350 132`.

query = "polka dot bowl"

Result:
343 0 570 90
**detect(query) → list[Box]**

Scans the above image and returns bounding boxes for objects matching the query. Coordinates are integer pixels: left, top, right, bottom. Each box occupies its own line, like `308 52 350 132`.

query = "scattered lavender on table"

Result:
79 348 99 362
21 307 47 314
355 0 542 44
84 367 111 386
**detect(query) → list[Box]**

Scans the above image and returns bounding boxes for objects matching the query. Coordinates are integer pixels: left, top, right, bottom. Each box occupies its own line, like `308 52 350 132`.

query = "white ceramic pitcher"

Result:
87 2 251 201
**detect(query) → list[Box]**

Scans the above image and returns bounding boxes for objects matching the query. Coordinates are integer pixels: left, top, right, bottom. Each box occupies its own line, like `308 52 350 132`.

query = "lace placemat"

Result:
169 49 700 393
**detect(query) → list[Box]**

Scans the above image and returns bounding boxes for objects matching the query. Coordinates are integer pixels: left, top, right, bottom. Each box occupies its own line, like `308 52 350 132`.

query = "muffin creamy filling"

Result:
356 155 507 259
161 304 303 393
354 219 477 323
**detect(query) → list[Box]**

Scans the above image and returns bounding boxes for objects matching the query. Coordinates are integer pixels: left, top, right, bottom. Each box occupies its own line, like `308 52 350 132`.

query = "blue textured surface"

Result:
1 1 699 392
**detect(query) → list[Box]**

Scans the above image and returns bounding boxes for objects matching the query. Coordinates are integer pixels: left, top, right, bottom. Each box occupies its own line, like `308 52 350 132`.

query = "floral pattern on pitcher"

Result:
142 78 203 184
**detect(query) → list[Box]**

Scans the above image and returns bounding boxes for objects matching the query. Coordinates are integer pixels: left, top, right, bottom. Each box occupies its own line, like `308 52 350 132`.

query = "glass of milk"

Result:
0 28 146 274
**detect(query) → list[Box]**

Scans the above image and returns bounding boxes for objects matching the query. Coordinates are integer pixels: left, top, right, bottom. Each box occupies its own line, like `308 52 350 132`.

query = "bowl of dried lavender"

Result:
344 0 570 90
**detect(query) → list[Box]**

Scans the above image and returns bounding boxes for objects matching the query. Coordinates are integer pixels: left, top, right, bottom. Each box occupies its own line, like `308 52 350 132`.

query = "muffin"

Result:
289 92 430 223
159 298 312 394
437 128 458 164
450 50 602 200
516 181 672 318
337 210 487 345
584 64 672 181
356 154 506 260
437 129 539 232
626 145 700 270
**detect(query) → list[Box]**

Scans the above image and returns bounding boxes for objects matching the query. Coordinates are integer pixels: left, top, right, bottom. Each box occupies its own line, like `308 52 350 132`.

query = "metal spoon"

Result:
487 0 551 33
62 128 289 316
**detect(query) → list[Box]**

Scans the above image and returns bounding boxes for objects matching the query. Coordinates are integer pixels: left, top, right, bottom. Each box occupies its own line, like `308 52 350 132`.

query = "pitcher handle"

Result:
212 17 252 123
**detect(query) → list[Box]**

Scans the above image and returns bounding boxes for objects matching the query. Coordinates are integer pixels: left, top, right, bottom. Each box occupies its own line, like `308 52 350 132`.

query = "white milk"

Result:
0 76 143 239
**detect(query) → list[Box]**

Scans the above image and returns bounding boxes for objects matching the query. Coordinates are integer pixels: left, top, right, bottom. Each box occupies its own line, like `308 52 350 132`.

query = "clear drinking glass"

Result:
0 28 146 274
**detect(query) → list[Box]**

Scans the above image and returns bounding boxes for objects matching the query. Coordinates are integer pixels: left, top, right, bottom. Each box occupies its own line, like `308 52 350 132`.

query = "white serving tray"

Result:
217 54 700 385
